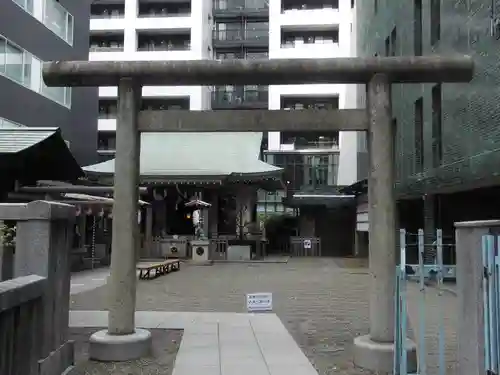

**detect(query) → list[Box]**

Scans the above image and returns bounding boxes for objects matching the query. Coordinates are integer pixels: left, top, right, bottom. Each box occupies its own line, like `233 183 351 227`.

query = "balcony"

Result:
281 29 339 55
264 153 339 193
97 131 116 154
213 24 268 48
281 0 339 12
212 86 268 109
137 32 191 51
90 2 125 31
136 1 191 29
138 1 191 18
89 33 124 52
90 3 125 19
213 0 268 19
216 50 268 60
98 97 190 131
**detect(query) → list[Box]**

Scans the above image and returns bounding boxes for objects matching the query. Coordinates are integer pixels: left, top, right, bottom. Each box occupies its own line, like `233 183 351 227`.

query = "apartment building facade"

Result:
357 0 500 237
90 0 212 161
0 0 98 165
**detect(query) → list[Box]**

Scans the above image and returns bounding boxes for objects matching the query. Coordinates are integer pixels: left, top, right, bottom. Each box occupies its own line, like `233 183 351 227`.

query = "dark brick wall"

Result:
0 0 98 166
357 0 500 198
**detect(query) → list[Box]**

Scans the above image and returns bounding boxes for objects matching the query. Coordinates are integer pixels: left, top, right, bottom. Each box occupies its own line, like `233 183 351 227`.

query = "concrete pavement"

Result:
70 310 319 375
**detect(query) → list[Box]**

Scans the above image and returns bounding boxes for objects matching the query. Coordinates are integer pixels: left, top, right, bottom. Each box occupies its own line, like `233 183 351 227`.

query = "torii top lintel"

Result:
42 56 474 87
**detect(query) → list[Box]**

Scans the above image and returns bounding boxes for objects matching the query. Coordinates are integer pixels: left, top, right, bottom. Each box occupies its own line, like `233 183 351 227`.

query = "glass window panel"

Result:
64 87 72 107
66 14 74 45
25 0 34 13
0 38 5 74
23 52 32 86
5 42 24 83
44 0 73 44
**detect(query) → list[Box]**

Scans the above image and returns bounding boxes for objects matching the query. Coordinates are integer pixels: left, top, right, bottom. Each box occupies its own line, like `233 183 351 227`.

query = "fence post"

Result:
455 220 500 375
13 201 75 368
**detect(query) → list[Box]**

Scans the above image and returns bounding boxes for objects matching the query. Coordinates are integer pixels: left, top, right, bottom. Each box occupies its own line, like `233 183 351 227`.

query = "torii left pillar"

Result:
89 78 152 361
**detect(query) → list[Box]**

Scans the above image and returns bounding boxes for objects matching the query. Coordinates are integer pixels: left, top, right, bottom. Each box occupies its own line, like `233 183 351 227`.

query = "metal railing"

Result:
213 0 268 11
212 87 268 106
137 43 190 52
90 12 124 19
394 229 448 375
137 10 190 18
213 27 268 42
292 141 339 150
90 45 124 52
0 275 46 375
266 160 338 191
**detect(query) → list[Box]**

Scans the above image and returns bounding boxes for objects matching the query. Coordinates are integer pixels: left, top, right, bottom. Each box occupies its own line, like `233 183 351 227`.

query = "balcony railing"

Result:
212 87 268 107
90 45 124 52
138 9 190 17
213 27 268 42
265 156 338 191
213 0 269 11
137 43 190 51
90 10 125 19
287 141 339 150
281 40 338 48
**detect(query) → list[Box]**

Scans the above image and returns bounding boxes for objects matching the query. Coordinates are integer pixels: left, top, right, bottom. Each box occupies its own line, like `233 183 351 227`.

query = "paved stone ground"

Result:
70 258 457 375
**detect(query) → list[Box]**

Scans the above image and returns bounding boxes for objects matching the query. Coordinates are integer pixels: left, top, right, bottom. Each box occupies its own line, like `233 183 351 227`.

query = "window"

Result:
430 0 441 45
12 0 34 14
0 35 71 107
0 38 5 74
44 0 74 45
432 84 443 166
5 42 24 82
14 0 73 45
414 97 424 172
0 117 26 128
351 0 355 8
385 37 390 56
374 0 378 13
414 0 423 55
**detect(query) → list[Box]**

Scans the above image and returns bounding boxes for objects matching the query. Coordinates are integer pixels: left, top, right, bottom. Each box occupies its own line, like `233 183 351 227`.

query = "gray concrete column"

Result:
367 73 395 342
89 78 151 362
353 74 416 373
107 77 141 335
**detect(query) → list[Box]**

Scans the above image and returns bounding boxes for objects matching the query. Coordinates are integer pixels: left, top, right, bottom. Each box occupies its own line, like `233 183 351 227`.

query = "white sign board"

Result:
246 292 273 312
303 239 312 249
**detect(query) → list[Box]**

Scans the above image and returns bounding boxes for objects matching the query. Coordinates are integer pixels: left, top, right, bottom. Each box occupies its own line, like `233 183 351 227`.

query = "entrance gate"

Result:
42 56 473 370
394 229 449 375
482 234 500 375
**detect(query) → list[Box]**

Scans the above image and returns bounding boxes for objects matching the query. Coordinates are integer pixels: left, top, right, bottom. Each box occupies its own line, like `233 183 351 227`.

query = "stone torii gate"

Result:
43 57 473 372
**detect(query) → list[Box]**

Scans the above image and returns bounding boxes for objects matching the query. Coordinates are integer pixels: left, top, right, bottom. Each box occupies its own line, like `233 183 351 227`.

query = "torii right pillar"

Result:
353 74 417 373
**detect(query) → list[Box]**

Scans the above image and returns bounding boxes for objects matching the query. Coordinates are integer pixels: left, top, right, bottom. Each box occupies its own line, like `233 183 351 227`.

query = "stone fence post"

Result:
10 200 76 371
455 220 500 375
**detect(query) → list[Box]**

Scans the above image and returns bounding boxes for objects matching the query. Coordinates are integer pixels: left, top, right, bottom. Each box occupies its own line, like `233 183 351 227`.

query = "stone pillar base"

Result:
89 329 152 362
353 334 417 373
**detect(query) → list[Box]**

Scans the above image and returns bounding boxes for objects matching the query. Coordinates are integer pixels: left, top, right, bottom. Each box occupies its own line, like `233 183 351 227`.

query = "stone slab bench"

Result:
136 259 180 280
